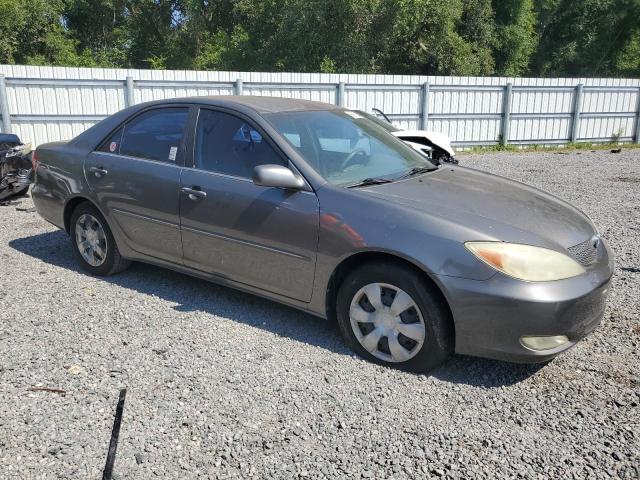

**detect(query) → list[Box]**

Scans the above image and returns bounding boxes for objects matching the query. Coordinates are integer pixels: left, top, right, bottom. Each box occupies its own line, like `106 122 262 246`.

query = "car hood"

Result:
359 166 595 249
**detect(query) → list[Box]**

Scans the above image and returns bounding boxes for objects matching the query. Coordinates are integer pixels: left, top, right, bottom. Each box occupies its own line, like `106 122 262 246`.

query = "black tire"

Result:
69 202 131 276
336 262 454 373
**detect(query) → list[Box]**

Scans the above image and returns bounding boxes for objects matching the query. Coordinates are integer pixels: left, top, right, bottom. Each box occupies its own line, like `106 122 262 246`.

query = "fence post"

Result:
500 83 512 146
0 75 12 134
570 83 584 143
420 82 430 130
125 76 135 108
234 78 243 96
634 87 640 144
336 82 345 107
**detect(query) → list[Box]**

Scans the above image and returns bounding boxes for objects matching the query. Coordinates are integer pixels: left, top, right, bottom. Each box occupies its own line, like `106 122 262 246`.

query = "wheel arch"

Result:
63 196 102 233
325 251 455 334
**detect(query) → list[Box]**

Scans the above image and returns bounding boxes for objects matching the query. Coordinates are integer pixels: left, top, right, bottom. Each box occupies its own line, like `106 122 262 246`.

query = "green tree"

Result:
62 0 129 67
492 0 538 76
533 0 640 77
123 0 184 69
216 0 384 73
0 0 88 66
459 0 496 74
0 0 23 63
377 0 495 75
177 0 243 70
2 0 640 77
615 28 640 75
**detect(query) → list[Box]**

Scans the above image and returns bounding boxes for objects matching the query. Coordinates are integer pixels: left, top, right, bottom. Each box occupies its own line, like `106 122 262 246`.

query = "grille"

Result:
568 238 598 267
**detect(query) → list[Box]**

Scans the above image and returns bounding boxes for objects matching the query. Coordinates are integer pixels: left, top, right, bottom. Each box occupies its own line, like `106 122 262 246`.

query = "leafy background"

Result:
0 0 639 77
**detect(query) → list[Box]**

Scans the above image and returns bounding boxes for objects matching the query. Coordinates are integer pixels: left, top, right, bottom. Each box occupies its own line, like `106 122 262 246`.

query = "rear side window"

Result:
194 109 284 178
120 108 189 163
97 127 124 154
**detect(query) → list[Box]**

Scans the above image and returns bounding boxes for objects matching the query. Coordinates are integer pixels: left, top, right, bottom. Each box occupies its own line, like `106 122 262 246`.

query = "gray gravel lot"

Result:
1 148 639 479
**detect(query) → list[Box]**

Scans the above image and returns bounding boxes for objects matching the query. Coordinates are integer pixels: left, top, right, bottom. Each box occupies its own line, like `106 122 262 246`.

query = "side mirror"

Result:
252 164 305 190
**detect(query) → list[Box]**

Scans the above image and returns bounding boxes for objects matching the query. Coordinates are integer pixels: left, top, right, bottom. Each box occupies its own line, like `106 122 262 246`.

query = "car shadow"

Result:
9 230 545 388
432 355 547 387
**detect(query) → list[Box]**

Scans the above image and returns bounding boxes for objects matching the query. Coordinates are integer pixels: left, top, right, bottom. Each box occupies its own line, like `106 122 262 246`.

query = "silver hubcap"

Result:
349 283 426 363
75 214 107 267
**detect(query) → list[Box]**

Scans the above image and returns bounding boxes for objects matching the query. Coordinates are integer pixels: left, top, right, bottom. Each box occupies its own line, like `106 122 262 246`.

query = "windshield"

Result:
265 110 436 186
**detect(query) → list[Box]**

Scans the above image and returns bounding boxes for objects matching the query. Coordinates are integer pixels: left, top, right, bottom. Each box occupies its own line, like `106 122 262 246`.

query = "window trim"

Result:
94 104 194 167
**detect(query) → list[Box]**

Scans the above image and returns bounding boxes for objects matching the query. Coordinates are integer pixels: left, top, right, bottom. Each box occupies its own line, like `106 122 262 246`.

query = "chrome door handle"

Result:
181 187 207 200
89 166 108 177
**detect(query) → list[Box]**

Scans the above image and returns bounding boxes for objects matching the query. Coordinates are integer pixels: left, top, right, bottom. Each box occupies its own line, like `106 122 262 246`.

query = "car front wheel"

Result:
336 262 453 373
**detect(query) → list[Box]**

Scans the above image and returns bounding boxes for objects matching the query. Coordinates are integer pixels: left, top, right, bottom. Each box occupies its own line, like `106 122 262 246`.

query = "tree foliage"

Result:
493 0 538 76
533 0 640 76
0 0 638 77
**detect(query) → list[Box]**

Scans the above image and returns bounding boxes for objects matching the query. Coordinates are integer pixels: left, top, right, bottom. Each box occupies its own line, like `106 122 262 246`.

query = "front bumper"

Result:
438 239 614 363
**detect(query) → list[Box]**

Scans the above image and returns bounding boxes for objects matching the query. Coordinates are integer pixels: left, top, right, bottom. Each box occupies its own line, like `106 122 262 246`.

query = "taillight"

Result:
31 149 39 171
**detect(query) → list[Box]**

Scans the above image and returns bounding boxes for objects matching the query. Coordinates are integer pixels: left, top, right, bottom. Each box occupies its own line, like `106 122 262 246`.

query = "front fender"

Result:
307 184 497 315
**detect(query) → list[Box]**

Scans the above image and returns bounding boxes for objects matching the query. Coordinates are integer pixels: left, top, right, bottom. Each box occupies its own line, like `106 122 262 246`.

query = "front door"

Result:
85 106 190 264
179 108 319 302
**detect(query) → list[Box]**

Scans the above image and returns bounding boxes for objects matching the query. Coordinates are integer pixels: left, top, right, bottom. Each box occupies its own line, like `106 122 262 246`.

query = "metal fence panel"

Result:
0 64 639 147
134 82 235 104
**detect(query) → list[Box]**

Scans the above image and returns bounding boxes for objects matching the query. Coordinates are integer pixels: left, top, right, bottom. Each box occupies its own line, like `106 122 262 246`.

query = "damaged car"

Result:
1 133 32 200
356 109 457 165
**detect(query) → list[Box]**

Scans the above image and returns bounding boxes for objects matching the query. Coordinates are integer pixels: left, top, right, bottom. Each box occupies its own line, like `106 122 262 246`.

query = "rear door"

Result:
85 106 190 264
179 107 319 302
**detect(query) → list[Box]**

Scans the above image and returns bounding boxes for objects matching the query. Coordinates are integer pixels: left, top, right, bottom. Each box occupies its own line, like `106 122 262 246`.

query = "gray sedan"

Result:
31 96 613 372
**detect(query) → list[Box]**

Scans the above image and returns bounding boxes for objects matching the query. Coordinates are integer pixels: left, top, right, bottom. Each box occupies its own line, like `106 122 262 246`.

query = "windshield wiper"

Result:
346 177 393 188
396 165 438 179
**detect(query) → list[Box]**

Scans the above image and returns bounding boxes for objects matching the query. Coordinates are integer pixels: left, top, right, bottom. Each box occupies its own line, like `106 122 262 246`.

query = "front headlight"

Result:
465 241 585 282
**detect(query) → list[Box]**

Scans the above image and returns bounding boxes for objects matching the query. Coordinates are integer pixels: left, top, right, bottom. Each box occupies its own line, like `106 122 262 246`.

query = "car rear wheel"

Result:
336 262 453 373
70 202 130 276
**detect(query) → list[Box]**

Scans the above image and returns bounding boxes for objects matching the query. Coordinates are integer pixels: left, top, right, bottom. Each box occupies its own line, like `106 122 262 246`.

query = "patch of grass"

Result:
460 141 640 155
611 129 623 144
464 143 519 154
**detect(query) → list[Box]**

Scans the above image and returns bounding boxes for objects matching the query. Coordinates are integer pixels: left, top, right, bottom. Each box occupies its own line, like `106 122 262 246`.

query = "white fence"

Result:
1 64 639 148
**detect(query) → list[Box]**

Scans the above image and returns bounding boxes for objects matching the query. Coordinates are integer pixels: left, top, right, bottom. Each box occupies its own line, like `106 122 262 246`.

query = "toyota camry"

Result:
31 96 613 372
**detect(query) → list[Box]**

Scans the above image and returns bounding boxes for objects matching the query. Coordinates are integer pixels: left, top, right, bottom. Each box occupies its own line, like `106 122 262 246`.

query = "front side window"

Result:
194 109 284 178
120 108 189 163
266 110 435 186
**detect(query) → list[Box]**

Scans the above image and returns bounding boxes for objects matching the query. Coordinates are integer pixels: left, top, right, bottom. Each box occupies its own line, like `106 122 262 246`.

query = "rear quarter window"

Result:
97 127 124 154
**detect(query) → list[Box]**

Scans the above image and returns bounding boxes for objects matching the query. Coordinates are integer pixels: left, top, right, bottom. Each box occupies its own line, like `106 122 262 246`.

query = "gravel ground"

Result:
0 149 638 479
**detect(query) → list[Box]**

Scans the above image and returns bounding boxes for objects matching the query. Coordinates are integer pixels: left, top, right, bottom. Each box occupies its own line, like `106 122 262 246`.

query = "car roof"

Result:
66 95 340 152
169 95 340 114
